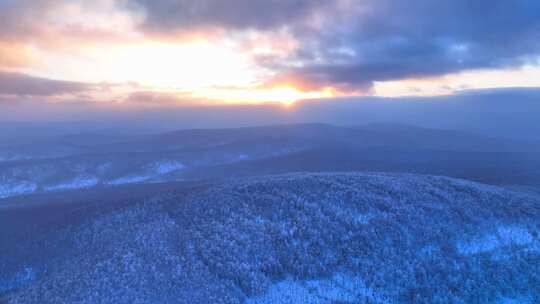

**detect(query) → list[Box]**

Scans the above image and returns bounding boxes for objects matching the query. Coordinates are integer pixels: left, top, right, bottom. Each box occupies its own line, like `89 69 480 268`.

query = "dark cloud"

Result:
126 0 326 33
1 0 540 93
0 0 54 40
0 71 92 96
123 0 540 91
274 0 540 90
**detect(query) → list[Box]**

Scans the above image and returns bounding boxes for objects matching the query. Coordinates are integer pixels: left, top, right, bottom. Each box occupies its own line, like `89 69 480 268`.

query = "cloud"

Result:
0 0 138 50
0 43 37 68
1 0 540 96
269 0 540 91
126 0 327 33
0 0 43 40
0 71 93 96
125 90 208 106
1 87 539 141
123 0 540 92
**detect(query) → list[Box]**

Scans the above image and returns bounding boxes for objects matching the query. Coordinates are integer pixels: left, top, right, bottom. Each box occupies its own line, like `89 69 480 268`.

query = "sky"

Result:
1 0 540 110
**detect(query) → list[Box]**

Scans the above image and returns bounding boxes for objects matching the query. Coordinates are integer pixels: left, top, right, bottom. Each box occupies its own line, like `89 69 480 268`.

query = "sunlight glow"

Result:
111 42 257 88
199 86 335 105
28 37 335 105
32 40 261 90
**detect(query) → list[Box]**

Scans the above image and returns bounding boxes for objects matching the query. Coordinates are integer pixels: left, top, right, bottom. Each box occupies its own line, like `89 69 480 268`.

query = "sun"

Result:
30 37 337 105
197 86 335 105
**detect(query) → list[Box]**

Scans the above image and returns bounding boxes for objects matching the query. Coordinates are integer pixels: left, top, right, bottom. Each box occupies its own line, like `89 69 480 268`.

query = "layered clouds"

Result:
127 0 329 33
123 0 540 93
277 0 540 92
0 72 92 97
0 0 540 105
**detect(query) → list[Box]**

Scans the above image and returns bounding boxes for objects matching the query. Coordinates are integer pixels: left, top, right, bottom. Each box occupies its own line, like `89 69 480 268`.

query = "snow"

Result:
247 273 389 304
107 161 185 185
107 174 149 186
43 176 100 192
3 172 540 303
0 266 36 296
0 181 37 199
151 160 185 175
498 296 533 304
237 154 250 161
457 225 537 255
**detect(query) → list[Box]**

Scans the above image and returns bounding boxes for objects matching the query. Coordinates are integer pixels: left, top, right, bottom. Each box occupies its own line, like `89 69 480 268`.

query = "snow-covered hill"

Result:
2 173 539 303
1 123 540 201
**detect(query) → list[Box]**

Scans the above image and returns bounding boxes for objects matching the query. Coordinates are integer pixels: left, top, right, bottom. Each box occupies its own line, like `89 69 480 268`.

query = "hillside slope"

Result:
2 123 540 200
2 173 540 303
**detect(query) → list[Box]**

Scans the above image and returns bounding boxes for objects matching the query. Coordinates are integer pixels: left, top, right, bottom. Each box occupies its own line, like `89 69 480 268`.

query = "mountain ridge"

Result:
2 172 539 303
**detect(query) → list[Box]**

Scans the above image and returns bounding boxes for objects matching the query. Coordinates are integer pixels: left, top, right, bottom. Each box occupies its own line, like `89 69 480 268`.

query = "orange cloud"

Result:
0 43 38 69
261 72 366 96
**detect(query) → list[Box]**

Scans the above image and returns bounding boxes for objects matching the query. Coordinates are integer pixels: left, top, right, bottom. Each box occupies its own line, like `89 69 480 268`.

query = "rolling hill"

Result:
1 123 539 201
2 172 539 303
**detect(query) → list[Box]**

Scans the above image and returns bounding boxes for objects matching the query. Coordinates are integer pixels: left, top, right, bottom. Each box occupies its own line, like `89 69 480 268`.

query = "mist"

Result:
2 87 539 141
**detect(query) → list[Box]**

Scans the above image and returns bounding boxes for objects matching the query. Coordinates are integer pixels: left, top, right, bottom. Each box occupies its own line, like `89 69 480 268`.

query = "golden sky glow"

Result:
7 33 540 104
18 32 338 104
1 0 540 105
38 41 258 88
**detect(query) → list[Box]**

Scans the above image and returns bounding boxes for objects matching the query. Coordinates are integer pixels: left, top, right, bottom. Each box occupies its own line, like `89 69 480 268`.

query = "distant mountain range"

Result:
2 88 540 141
1 123 539 200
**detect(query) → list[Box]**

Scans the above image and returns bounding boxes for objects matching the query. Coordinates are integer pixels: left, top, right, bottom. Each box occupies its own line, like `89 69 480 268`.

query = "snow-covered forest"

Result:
2 173 539 303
